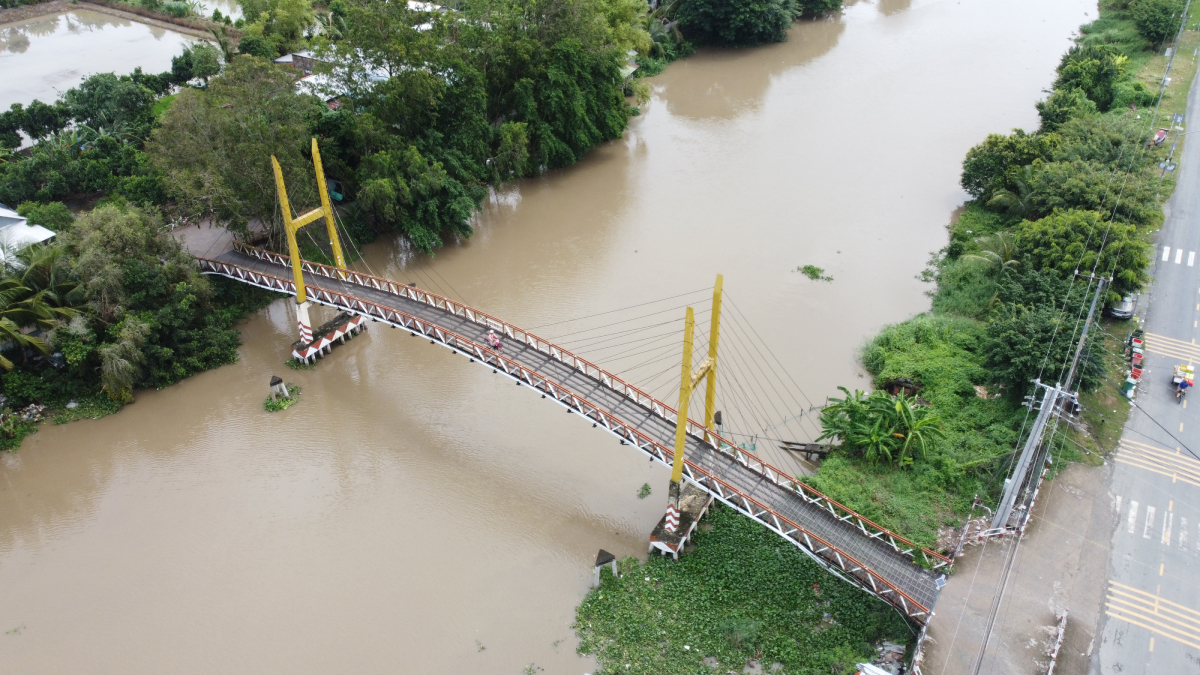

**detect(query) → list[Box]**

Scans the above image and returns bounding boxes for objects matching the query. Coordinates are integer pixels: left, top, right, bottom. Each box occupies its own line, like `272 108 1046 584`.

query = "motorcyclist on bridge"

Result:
486 330 502 350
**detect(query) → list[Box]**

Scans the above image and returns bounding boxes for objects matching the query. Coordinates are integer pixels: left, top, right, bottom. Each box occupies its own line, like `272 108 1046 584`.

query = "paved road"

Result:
1095 66 1200 673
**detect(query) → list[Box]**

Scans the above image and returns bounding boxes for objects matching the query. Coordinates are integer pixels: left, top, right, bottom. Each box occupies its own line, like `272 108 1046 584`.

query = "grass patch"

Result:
575 506 913 675
0 408 41 451
51 394 123 424
264 384 300 411
151 94 176 119
1068 318 1135 463
285 359 315 370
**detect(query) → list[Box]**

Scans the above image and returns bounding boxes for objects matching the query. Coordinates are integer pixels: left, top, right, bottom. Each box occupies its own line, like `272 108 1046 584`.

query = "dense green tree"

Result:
1013 209 1151 297
236 34 276 58
1026 159 1161 227
960 129 1058 200
190 42 223 85
15 202 74 232
1036 87 1097 132
1052 114 1153 170
1131 0 1183 47
794 0 841 15
171 48 195 85
982 302 1103 396
147 56 325 234
1054 44 1126 111
239 0 314 54
64 205 246 400
676 0 795 45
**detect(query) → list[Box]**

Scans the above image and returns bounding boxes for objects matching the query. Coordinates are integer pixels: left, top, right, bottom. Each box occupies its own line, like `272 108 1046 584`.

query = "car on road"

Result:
1106 295 1135 319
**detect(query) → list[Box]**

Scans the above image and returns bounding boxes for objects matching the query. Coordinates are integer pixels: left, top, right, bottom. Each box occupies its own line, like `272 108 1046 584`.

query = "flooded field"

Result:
0 0 1095 673
0 9 196 109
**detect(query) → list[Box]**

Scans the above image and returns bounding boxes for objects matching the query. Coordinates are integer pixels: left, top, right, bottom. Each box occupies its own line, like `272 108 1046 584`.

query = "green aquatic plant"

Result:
798 264 832 281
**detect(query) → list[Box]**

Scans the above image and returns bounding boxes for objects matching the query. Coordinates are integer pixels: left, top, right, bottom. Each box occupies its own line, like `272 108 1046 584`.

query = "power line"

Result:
529 287 712 330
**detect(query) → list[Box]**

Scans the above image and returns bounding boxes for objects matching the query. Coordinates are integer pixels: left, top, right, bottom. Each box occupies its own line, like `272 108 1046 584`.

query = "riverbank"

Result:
798 0 1198 553
576 506 912 675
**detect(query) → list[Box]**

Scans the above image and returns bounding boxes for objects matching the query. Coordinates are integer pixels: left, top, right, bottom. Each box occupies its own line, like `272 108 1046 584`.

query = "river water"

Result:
0 1 1093 672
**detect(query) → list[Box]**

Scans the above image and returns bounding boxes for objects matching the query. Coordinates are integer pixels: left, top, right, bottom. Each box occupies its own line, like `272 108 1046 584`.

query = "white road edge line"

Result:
1165 246 1172 261
1176 248 1184 264
1189 252 1196 267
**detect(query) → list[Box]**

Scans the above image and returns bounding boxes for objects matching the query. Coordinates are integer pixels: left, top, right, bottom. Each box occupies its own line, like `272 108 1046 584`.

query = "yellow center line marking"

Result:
1104 608 1200 650
1122 439 1196 460
1151 637 1156 652
1170 501 1174 511
1161 563 1166 576
1140 343 1200 360
1111 582 1200 617
1117 446 1200 467
1105 588 1200 647
1148 332 1200 347
1182 423 1186 432
1123 438 1173 451
1114 459 1200 487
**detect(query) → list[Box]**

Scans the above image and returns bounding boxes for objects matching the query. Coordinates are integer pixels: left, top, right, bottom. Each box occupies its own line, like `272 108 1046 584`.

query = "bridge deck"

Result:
204 248 943 620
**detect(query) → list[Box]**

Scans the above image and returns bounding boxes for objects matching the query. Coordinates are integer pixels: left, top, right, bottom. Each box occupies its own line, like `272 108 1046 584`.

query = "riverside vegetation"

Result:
0 0 843 433
576 506 912 675
805 0 1188 551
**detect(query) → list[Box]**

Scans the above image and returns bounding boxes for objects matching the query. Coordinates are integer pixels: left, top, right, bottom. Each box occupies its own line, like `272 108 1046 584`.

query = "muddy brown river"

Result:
0 1 1093 672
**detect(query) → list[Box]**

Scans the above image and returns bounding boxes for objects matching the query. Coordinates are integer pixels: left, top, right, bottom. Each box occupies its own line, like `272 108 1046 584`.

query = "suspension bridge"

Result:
192 143 951 625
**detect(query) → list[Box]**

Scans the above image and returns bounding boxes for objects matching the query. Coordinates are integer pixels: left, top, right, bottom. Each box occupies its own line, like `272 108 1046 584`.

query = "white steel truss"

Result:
199 246 950 624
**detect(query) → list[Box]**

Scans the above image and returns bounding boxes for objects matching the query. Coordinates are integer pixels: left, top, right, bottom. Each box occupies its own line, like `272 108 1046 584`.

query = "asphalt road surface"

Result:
1096 65 1200 674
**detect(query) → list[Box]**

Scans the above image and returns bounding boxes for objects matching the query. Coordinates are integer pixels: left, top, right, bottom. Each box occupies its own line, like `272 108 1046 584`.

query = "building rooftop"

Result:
0 204 57 249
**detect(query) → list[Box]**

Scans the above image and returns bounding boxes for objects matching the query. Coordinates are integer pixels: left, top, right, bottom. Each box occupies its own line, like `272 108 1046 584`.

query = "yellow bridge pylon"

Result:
270 138 346 343
665 274 722 532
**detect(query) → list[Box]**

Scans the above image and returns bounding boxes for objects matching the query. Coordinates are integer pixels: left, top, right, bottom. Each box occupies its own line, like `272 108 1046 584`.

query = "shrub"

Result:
162 1 191 17
960 129 1058 200
1036 87 1098 132
237 35 277 58
16 201 74 231
1013 209 1151 297
1131 0 1183 47
677 0 795 45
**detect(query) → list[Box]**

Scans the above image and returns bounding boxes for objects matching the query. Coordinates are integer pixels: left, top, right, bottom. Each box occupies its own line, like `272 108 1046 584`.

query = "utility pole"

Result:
1063 277 1107 394
991 381 1060 531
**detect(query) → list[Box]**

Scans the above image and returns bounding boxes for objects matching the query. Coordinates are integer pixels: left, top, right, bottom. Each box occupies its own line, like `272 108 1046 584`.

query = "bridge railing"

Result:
224 244 951 571
200 254 933 622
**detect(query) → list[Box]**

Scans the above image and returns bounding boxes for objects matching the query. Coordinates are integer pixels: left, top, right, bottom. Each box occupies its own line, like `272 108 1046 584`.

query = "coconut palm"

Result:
208 25 237 64
987 165 1038 218
962 232 1020 271
647 17 682 58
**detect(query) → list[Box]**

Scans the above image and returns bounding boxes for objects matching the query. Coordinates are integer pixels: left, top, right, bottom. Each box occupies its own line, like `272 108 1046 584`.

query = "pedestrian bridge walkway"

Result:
197 242 949 624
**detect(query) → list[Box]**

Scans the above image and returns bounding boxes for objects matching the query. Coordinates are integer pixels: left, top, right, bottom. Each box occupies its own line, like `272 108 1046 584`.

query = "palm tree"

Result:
987 165 1038 218
0 243 83 370
647 17 682 58
208 25 237 64
962 232 1020 271
13 244 84 330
